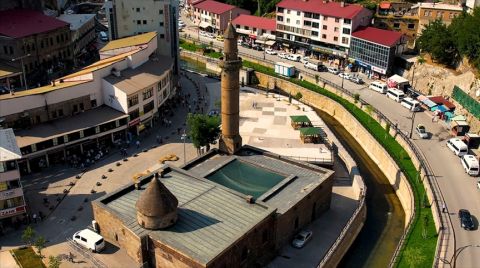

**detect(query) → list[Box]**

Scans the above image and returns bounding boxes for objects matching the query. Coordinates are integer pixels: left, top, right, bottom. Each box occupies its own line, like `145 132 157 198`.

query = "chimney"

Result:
245 195 255 204
340 1 345 7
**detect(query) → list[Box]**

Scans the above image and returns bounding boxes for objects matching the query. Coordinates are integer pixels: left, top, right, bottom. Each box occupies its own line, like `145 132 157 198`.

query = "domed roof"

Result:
136 173 178 217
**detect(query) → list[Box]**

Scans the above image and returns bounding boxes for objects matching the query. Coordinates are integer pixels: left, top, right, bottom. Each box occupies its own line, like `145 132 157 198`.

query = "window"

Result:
424 10 430 16
9 46 13 54
128 95 139 107
304 20 311 26
277 16 283 22
56 35 60 43
342 37 349 44
311 31 318 36
137 20 141 25
136 8 140 12
143 100 154 114
344 19 351 24
335 18 339 22
322 34 326 39
160 34 165 38
313 13 320 19
160 22 164 27
277 7 284 13
287 9 290 14
143 88 153 100
143 20 147 24
241 247 248 262
79 103 84 111
449 12 455 19
342 28 350 34
50 38 53 46
297 11 300 15
286 18 290 23
51 111 57 119
245 26 249 30
393 22 400 29
262 230 268 244
334 36 338 41
323 16 328 21
304 12 312 18
312 22 319 28
159 9 163 14
129 109 139 120
294 217 299 229
322 25 327 30
58 109 64 117
334 27 339 32
296 20 300 25
436 12 443 18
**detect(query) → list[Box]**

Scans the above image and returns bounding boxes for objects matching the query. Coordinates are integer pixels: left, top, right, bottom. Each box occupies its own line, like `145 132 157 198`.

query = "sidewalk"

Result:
0 250 19 268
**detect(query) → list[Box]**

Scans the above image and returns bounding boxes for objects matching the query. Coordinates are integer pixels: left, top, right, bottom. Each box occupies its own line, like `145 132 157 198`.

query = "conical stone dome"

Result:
136 173 178 229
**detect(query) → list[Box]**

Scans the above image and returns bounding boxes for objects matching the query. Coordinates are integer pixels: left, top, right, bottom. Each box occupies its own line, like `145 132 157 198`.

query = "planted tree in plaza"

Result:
48 256 62 268
294 92 302 100
22 226 36 246
186 113 221 154
34 235 46 258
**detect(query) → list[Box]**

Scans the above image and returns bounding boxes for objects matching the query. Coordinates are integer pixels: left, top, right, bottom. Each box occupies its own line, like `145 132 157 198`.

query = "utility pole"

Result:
181 129 187 164
409 110 416 139
11 54 31 90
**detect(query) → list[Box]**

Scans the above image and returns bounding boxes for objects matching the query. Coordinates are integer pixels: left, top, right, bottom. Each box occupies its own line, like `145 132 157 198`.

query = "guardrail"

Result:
180 45 448 267
66 238 107 268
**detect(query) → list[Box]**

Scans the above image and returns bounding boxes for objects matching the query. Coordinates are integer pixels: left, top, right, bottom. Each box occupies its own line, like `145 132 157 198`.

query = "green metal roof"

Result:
300 127 321 136
290 115 311 123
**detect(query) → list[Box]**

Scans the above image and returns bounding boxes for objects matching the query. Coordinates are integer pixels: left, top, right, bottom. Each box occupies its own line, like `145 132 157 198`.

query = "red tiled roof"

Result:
0 9 69 38
429 96 456 109
277 0 366 19
379 2 391 9
352 26 403 47
232 15 276 31
193 0 236 14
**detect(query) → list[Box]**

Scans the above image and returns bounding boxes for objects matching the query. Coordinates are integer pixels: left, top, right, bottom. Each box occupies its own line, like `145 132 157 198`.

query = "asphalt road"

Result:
180 12 479 267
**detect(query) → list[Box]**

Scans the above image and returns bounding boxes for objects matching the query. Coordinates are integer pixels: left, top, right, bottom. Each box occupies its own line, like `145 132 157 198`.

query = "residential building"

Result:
373 2 419 48
0 0 43 11
350 26 406 78
464 0 480 11
0 32 175 174
0 9 72 89
411 2 463 32
105 0 180 74
232 14 277 47
192 0 250 34
275 0 372 63
0 128 26 229
93 147 334 267
57 14 97 65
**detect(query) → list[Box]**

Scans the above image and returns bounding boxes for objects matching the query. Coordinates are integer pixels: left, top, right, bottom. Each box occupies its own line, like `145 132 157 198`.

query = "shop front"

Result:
354 59 387 80
310 44 348 66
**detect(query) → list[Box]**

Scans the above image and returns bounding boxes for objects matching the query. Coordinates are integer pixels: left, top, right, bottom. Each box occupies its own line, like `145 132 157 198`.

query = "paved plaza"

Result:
0 72 359 268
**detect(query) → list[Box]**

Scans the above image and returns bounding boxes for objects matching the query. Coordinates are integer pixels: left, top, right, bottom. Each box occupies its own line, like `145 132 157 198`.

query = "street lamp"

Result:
11 53 31 90
181 129 187 164
436 244 480 268
409 109 417 139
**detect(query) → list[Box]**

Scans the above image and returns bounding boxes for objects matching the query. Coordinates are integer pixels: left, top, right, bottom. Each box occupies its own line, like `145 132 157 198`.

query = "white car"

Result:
278 52 288 59
327 67 339 74
415 124 428 139
206 32 215 38
287 54 301 62
199 30 207 37
265 48 277 55
73 229 105 253
338 72 351 80
292 230 313 248
300 56 310 64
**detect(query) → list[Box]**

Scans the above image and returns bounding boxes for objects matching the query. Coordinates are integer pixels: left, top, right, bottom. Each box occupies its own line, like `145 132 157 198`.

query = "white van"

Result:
287 54 301 62
446 138 468 157
305 60 324 71
461 154 479 176
99 31 108 42
369 81 387 94
401 97 420 111
73 229 106 252
386 88 405 102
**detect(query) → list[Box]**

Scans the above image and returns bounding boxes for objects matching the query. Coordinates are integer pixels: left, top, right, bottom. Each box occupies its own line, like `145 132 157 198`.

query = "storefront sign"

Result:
355 60 370 69
0 206 25 218
128 118 141 127
311 45 346 57
371 65 387 74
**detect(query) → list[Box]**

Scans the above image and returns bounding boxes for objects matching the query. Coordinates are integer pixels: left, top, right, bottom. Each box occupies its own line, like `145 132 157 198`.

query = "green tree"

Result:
417 19 457 65
34 235 46 258
22 226 36 246
449 8 480 68
48 256 62 268
186 113 221 154
294 92 302 100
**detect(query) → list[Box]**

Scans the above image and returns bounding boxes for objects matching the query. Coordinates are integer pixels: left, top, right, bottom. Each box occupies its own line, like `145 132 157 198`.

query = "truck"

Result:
275 62 296 77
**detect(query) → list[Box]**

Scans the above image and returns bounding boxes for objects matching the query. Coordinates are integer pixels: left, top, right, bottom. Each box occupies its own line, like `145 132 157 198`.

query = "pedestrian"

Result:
442 203 446 213
32 213 37 223
432 116 435 122
136 140 140 149
69 252 74 263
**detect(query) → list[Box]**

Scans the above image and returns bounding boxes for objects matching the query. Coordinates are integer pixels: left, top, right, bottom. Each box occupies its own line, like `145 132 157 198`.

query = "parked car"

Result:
287 54 301 62
241 41 252 49
237 39 242 45
265 48 277 55
278 52 288 59
300 56 310 65
327 67 339 74
216 35 224 41
208 109 219 117
415 124 428 139
349 76 364 84
291 230 313 248
206 32 215 39
458 209 475 230
252 44 263 51
461 154 479 176
199 30 207 37
338 72 351 80
73 229 106 252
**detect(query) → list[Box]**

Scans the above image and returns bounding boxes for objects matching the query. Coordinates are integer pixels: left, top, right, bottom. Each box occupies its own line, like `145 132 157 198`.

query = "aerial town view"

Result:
1 0 480 267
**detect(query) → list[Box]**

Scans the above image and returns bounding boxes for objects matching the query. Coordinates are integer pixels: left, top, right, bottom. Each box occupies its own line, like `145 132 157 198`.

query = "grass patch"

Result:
243 60 437 267
179 39 222 59
11 247 46 268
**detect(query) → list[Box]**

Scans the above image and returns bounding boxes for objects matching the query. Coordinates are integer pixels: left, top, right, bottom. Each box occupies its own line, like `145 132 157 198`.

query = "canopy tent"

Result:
421 99 437 109
445 111 455 121
290 115 312 129
429 96 456 110
432 105 449 113
265 40 275 46
417 95 428 102
451 120 470 136
299 127 321 144
451 115 467 122
199 21 211 29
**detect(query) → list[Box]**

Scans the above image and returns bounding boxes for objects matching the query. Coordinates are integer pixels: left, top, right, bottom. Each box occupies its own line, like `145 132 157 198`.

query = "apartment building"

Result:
275 0 372 61
373 2 419 48
350 26 405 78
105 0 180 74
0 32 175 174
192 0 250 34
411 2 463 32
0 9 72 89
232 15 276 46
57 14 97 65
0 128 26 230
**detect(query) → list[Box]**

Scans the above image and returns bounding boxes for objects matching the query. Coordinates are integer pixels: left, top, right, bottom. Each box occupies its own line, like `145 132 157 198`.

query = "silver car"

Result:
292 230 313 248
415 124 428 139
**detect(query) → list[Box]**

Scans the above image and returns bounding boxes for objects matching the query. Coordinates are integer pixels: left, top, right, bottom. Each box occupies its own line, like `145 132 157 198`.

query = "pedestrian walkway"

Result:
0 250 19 268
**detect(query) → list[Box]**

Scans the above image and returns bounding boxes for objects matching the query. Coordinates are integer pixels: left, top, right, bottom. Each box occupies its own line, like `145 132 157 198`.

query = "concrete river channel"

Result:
180 58 406 267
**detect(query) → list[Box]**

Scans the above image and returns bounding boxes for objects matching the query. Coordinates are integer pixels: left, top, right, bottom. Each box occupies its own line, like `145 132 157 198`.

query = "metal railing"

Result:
66 238 107 268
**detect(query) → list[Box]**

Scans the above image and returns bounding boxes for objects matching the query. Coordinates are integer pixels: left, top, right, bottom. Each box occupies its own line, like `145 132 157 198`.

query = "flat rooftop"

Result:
104 56 173 95
185 147 334 214
58 14 96 31
0 128 21 161
100 32 157 52
14 106 127 148
97 166 274 266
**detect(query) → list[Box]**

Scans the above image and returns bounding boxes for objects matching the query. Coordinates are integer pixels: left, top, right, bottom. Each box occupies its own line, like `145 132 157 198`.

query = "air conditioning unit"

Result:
111 68 121 77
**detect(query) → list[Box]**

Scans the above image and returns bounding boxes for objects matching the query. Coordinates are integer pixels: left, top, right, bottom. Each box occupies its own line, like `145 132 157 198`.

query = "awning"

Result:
451 115 467 122
421 99 437 108
199 21 210 28
417 95 428 102
255 39 266 45
379 2 391 9
266 40 275 46
300 127 321 136
290 115 311 123
432 105 448 113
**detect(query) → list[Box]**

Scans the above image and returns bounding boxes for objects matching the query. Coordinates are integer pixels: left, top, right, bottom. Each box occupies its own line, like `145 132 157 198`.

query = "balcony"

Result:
0 169 20 183
0 187 24 200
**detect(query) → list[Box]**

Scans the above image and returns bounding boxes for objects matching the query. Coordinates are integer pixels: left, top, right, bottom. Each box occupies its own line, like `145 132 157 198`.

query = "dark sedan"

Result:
459 209 475 230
